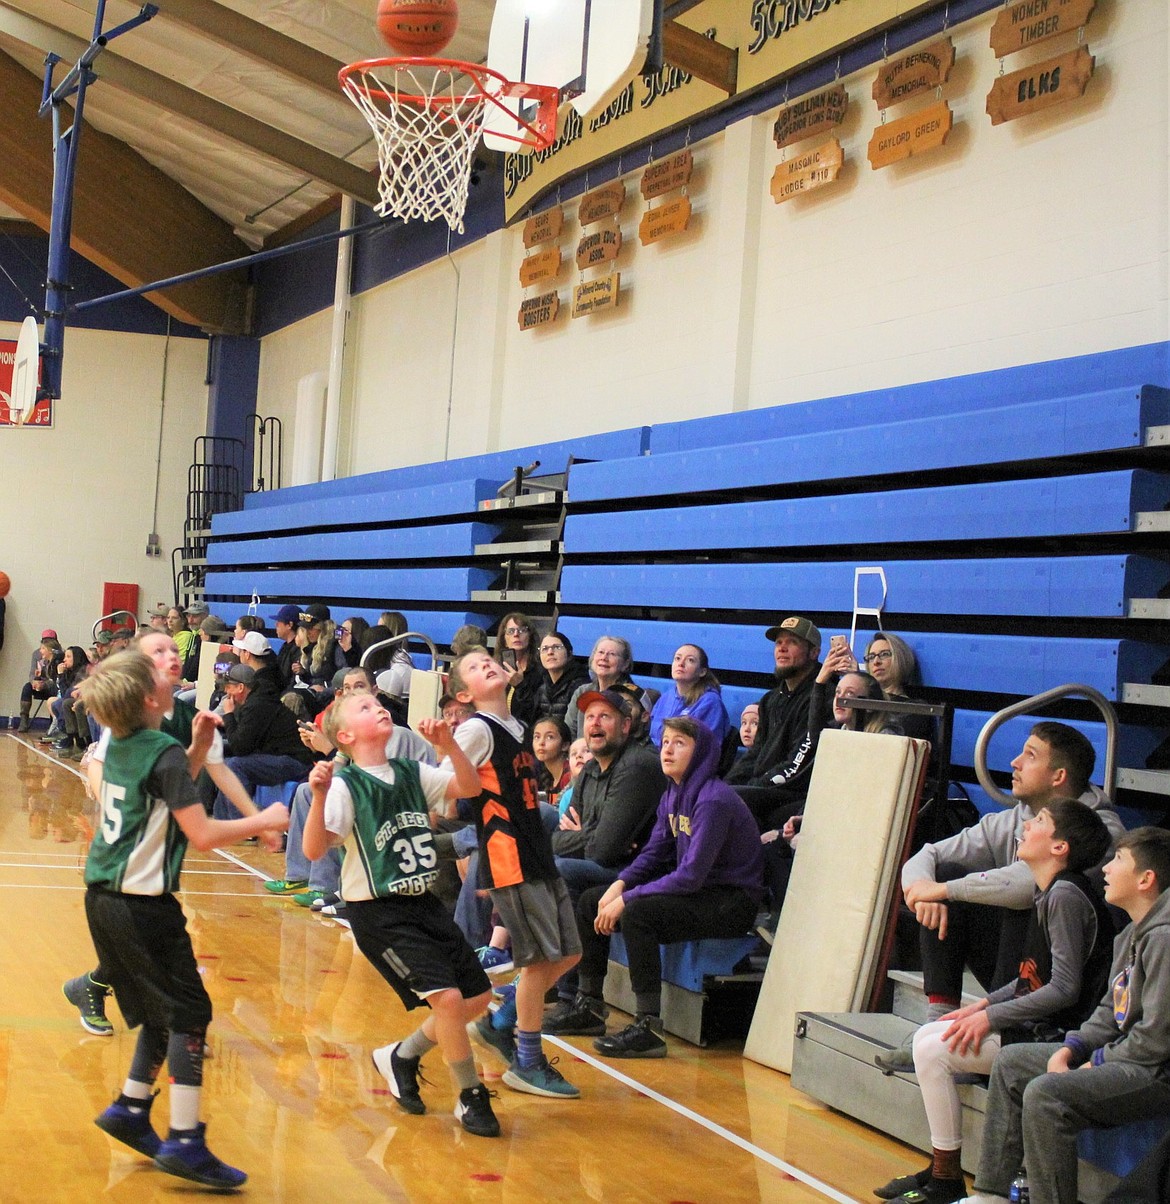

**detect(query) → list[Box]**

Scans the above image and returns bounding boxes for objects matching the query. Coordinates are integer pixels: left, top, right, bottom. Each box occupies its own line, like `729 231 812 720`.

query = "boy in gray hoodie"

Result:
961 827 1170 1204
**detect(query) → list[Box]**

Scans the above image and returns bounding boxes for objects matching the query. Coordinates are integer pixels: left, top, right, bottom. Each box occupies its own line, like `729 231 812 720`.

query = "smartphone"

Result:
830 635 848 654
298 721 315 731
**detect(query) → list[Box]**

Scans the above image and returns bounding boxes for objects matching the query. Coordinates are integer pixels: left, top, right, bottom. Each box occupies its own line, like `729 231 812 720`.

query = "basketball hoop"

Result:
339 57 559 233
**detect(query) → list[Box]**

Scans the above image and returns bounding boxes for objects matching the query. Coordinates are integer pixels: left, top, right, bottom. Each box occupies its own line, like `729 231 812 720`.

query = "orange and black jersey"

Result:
462 713 557 889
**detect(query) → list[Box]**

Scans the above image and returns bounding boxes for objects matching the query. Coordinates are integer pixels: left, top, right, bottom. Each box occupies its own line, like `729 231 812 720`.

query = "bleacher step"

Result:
1122 683 1170 707
1145 424 1170 446
1117 767 1170 795
478 490 563 512
1135 511 1170 533
888 968 984 1023
473 539 560 556
470 589 555 604
1129 598 1170 620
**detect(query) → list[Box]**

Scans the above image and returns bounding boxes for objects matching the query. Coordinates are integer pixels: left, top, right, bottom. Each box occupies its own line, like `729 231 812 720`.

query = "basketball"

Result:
376 0 458 56
0 571 9 597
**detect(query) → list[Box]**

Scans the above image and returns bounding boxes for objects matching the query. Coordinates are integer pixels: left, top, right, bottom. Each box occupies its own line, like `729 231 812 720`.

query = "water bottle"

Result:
1009 1169 1030 1203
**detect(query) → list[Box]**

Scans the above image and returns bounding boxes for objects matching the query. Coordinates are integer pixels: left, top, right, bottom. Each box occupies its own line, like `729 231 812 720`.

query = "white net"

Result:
341 61 492 234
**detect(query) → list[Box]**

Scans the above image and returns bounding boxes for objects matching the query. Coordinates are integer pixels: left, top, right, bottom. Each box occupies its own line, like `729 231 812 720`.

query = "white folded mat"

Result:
744 729 929 1073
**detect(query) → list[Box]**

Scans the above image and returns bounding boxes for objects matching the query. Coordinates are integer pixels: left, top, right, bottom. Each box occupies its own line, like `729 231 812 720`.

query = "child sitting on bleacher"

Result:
875 798 1113 1204
958 827 1170 1204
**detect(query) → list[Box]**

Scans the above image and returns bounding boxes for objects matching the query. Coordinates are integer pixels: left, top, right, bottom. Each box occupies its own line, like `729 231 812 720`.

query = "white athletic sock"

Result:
169 1084 201 1132
122 1079 153 1102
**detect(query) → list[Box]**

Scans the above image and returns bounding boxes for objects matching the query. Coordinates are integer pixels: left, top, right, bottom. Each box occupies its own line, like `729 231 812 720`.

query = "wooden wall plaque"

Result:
867 100 953 169
990 0 1095 58
518 291 559 331
986 46 1094 125
519 246 563 288
522 207 564 248
770 138 844 203
639 196 692 246
641 150 694 200
773 84 848 151
872 38 955 109
576 221 622 271
572 274 620 318
578 182 626 226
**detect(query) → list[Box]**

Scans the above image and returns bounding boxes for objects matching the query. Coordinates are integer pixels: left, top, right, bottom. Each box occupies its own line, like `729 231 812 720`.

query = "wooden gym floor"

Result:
0 732 921 1202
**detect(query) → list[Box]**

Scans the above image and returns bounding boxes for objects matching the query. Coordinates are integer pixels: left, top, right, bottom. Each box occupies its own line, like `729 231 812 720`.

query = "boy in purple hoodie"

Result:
562 716 765 1058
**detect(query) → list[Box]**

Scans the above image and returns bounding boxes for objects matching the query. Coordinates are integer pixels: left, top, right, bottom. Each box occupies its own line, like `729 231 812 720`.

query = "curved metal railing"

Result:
91 610 138 640
359 632 440 675
974 683 1119 805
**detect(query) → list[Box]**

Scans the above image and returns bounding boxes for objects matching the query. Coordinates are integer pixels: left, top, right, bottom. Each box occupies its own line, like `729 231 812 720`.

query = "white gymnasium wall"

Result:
255 0 1168 469
0 327 209 720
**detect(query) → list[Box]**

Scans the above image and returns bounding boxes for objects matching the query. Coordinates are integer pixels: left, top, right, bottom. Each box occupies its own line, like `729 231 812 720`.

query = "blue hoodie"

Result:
622 723 765 904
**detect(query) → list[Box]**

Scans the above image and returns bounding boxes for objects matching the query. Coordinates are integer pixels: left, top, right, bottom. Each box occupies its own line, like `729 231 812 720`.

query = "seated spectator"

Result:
532 716 572 806
555 737 593 818
566 635 640 739
269 603 302 689
166 607 196 660
41 644 88 746
649 643 730 747
555 718 765 1057
178 615 231 698
739 703 760 749
878 721 1125 1073
532 630 590 725
282 604 345 717
17 629 61 731
876 799 1113 1204
147 604 170 631
264 666 436 908
964 828 1170 1204
215 664 315 819
108 628 134 653
724 615 822 831
337 616 370 667
234 613 264 641
862 631 935 744
441 692 475 730
185 599 209 623
233 630 283 697
364 614 413 706
451 624 488 656
498 612 541 728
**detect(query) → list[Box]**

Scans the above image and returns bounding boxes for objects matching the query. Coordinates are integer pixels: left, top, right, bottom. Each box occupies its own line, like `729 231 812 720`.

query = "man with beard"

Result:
725 615 822 833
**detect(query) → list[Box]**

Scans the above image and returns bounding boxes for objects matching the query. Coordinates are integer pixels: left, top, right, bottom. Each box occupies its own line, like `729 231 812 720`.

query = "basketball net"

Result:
340 58 558 234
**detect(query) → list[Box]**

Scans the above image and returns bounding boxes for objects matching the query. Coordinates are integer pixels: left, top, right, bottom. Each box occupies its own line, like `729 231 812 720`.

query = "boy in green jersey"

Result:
80 651 289 1190
302 691 502 1137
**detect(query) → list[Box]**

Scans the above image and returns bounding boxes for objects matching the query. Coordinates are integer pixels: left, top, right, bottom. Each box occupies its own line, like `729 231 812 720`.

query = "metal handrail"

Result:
974 683 1119 806
359 632 440 674
91 610 137 639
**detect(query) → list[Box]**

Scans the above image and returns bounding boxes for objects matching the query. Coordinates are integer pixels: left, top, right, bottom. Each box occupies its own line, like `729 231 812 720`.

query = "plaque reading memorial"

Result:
519 246 563 288
773 84 848 151
872 38 955 109
641 149 694 200
572 274 620 318
867 100 953 169
518 291 559 331
639 196 692 246
990 0 1095 58
578 181 626 226
522 207 564 248
576 221 622 271
986 46 1094 125
770 138 844 204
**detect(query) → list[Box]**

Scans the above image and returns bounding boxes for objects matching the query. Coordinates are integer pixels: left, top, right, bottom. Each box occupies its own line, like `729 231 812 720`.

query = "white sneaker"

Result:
957 1195 1010 1203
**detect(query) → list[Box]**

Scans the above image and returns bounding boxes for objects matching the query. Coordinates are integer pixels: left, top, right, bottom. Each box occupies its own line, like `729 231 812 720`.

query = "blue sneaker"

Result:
475 946 514 975
502 1057 580 1099
154 1123 247 1189
468 1016 515 1069
95 1096 161 1157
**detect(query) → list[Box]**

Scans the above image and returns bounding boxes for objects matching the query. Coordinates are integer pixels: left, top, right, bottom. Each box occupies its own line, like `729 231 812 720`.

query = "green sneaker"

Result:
263 879 308 895
502 1057 580 1099
291 890 326 908
63 973 114 1036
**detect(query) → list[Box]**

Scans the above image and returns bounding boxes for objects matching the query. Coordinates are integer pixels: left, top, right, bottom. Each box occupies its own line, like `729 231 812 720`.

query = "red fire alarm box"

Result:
102 582 140 630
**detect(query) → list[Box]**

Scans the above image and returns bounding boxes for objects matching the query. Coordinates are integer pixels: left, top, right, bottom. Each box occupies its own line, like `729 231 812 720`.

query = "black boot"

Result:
17 700 31 732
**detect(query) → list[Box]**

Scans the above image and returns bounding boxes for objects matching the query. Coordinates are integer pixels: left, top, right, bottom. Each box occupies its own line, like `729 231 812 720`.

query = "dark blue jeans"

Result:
213 754 309 820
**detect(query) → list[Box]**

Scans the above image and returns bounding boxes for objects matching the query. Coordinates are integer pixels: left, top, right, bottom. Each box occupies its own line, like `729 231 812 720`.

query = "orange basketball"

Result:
376 0 458 56
0 571 9 597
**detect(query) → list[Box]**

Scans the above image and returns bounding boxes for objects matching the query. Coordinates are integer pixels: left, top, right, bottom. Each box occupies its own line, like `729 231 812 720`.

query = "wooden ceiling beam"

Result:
0 51 250 332
0 3 378 206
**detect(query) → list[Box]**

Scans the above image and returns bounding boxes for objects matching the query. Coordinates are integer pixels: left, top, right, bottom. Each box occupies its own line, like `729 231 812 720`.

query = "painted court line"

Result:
6 733 87 779
214 847 272 881
543 1035 856 1204
0 883 276 897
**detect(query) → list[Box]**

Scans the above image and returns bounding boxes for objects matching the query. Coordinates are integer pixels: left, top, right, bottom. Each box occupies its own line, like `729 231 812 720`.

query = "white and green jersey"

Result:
84 728 201 895
324 759 453 902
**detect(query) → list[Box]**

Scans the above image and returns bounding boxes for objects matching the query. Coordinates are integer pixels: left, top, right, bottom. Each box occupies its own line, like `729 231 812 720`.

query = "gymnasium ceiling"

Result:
0 0 718 334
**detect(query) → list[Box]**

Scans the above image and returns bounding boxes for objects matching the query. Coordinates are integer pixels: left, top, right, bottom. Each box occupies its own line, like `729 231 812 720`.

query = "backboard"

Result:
10 316 40 426
483 0 660 152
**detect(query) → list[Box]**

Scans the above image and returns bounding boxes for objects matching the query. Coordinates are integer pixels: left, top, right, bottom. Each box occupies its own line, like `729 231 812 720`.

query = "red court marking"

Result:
319 969 339 974
198 954 220 960
225 976 247 982
321 1052 347 1060
370 1088 391 1096
470 1173 502 1182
